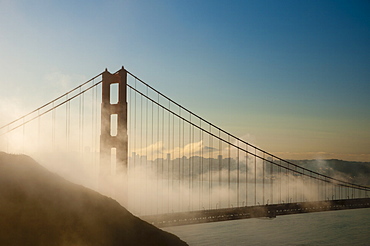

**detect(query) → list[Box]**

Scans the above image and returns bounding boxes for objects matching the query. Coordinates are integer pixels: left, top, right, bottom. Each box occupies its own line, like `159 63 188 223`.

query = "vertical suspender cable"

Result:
245 143 248 206
151 100 155 214
79 88 82 153
237 141 239 207
96 83 100 182
271 158 273 204
140 93 143 214
295 165 297 202
91 83 95 178
172 109 175 211
68 98 70 151
161 105 165 212
188 114 191 210
287 162 289 203
178 108 181 212
279 160 282 203
156 94 160 214
167 100 170 213
93 81 98 178
81 93 84 159
64 95 67 150
191 115 194 210
182 113 185 211
146 87 149 214
219 130 222 208
228 134 230 208
127 85 132 207
209 124 212 209
200 121 203 209
133 79 137 210
262 153 265 205
254 148 257 205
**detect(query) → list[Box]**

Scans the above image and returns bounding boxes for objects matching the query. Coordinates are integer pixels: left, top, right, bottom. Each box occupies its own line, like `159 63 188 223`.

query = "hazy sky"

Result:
1 0 369 161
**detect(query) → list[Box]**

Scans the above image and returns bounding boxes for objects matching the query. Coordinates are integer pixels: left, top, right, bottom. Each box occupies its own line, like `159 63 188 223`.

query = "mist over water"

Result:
165 208 370 246
1 119 369 217
2 109 369 220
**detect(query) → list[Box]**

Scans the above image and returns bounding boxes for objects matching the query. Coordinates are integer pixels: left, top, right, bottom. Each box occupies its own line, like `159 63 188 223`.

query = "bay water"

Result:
164 208 370 246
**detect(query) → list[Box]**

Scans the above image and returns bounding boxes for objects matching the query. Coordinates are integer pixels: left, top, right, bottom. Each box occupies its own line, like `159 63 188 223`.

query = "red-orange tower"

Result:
100 67 128 180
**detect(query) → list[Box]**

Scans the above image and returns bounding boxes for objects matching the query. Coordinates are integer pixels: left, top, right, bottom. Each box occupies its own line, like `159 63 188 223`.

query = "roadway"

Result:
141 198 370 227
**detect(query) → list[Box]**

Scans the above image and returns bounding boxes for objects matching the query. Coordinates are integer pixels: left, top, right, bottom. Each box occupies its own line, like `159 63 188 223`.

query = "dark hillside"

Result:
0 152 188 246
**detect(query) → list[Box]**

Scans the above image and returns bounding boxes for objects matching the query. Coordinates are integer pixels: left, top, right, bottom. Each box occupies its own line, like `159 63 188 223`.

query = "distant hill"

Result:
0 152 188 246
289 159 370 186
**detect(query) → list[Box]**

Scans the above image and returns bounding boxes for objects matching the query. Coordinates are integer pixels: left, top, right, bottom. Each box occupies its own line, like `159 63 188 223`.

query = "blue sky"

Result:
1 0 369 161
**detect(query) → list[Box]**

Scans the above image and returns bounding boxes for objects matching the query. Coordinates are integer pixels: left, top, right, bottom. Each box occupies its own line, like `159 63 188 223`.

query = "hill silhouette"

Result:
0 152 188 246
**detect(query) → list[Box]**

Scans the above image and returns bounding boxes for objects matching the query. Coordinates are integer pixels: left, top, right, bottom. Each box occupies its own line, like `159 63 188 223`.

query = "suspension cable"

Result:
126 84 369 191
125 70 370 191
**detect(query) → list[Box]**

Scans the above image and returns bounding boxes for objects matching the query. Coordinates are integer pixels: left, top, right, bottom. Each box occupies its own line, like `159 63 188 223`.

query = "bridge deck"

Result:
140 198 370 227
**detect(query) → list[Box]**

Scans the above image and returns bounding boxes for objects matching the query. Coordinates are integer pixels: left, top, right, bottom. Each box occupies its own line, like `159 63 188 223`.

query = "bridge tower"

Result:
100 67 128 182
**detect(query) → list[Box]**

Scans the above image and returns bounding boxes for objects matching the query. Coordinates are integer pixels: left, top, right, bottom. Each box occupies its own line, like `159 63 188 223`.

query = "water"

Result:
164 208 370 246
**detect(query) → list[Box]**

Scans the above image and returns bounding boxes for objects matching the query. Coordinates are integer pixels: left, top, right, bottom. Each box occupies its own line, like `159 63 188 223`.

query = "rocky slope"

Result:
0 152 188 246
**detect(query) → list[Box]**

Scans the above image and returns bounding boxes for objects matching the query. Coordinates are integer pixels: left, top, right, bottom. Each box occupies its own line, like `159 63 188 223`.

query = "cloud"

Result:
132 140 220 160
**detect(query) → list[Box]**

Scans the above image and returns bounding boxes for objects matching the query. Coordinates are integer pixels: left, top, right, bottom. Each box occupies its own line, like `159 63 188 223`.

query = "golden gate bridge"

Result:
1 67 369 227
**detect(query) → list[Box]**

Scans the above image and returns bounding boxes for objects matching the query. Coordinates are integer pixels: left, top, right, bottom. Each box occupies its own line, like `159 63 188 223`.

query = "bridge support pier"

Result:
99 67 128 201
